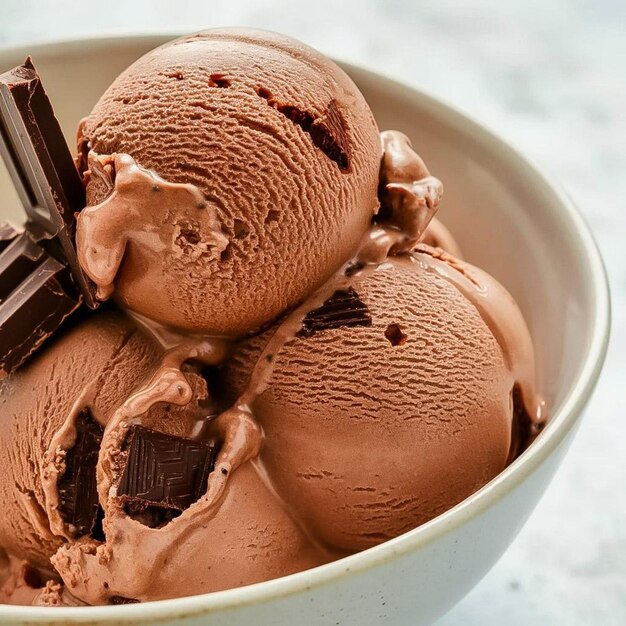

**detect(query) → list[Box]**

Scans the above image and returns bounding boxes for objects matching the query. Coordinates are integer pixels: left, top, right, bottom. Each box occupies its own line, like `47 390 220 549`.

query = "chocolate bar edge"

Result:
0 60 96 307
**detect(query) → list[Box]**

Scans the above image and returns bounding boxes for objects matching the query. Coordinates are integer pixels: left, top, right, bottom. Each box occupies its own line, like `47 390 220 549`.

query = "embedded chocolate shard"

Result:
0 59 96 307
298 287 372 337
0 233 81 377
57 409 104 538
117 426 218 527
310 99 351 172
110 596 140 605
384 323 408 347
344 260 365 277
256 88 350 171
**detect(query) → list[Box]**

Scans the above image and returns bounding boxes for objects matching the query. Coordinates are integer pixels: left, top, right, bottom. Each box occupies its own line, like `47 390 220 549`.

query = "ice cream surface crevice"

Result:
207 73 231 88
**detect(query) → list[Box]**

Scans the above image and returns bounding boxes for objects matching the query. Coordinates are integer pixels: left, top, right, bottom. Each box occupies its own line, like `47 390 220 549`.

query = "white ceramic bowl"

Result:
0 35 610 626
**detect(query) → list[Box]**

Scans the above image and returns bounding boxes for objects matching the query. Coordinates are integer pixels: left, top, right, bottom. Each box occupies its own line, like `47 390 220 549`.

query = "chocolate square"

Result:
0 229 81 377
117 426 218 519
57 409 103 537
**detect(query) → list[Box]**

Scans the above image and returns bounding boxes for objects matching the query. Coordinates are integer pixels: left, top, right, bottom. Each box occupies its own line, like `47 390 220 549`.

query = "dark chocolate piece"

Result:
110 596 140 605
309 99 351 172
117 426 218 527
0 230 46 301
256 88 350 171
57 409 104 537
0 222 21 253
0 58 95 306
0 232 81 377
384 323 408 346
344 260 365 277
298 287 372 337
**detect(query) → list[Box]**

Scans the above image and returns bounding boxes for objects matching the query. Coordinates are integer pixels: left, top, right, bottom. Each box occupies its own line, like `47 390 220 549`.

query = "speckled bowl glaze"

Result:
0 35 610 626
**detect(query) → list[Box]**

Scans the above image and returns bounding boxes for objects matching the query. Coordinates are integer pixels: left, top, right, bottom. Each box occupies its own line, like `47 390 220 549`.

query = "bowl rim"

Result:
0 33 611 623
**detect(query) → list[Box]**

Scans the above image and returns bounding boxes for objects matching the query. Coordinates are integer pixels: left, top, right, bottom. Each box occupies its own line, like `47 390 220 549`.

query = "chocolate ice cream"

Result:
76 28 382 336
0 311 325 605
0 28 546 607
225 245 543 551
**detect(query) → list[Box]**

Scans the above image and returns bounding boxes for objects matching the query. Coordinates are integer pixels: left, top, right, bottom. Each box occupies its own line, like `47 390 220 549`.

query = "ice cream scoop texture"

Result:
0 28 545 606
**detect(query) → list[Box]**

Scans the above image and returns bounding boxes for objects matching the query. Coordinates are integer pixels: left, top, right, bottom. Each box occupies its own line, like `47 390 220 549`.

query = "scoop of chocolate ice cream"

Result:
77 28 381 336
225 247 542 551
0 311 159 569
0 311 325 604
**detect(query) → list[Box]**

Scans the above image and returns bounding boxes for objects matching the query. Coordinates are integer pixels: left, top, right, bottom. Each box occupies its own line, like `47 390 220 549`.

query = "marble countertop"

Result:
0 1 624 624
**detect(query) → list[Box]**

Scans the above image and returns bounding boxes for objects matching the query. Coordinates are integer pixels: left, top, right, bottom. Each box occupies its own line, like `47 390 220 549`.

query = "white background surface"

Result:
0 1 624 624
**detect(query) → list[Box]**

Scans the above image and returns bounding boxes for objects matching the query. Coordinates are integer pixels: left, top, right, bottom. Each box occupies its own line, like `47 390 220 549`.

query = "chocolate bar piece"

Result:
0 227 81 377
298 287 372 337
0 58 96 307
57 409 104 537
0 222 21 253
0 228 46 300
117 426 218 527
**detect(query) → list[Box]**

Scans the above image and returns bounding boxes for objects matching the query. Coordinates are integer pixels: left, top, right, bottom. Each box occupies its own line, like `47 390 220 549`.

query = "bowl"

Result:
0 35 610 626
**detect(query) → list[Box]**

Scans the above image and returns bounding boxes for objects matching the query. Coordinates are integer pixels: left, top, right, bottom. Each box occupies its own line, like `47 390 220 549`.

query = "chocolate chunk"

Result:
0 59 95 306
256 88 350 170
57 409 104 537
384 323 408 346
0 230 46 300
298 287 372 337
0 231 81 377
0 222 21 253
309 100 351 172
117 426 218 527
110 596 140 605
344 261 365 277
